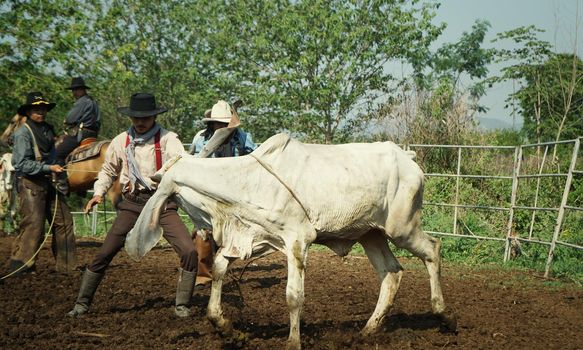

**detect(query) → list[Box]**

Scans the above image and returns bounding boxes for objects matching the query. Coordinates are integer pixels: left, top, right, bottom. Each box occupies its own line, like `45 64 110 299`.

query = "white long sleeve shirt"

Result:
93 128 185 196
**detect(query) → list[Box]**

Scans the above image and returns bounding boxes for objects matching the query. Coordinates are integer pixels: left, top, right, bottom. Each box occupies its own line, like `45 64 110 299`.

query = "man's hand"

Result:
84 195 103 214
49 164 64 173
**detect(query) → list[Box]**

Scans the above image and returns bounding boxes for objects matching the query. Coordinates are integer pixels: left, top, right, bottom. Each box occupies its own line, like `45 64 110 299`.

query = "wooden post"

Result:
91 205 98 236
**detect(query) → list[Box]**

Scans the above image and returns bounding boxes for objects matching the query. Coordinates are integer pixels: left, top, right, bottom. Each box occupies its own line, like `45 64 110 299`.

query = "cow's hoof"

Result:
211 318 233 338
360 327 375 337
286 338 301 350
438 309 458 333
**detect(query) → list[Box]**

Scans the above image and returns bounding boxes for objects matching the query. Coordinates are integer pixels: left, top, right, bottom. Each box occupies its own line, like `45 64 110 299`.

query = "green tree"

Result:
373 20 493 145
0 0 93 130
209 0 444 143
518 53 583 143
0 0 231 141
491 26 583 144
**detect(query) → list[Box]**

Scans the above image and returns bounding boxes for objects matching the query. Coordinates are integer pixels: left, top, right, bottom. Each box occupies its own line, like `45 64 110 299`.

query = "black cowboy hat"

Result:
17 92 56 115
65 77 91 90
117 93 168 118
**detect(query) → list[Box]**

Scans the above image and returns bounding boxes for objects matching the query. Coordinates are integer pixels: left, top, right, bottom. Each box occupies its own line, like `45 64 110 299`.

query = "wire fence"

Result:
405 137 582 278
77 138 582 277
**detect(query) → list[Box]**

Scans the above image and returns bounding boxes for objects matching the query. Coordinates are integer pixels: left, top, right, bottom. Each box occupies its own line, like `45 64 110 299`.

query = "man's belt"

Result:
17 172 51 181
122 190 155 205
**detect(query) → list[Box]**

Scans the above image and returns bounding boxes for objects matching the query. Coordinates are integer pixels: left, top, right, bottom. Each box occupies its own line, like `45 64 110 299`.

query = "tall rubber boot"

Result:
67 269 104 317
175 268 196 317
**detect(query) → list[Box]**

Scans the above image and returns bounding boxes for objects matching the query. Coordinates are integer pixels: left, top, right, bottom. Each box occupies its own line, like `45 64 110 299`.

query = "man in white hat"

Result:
188 100 256 289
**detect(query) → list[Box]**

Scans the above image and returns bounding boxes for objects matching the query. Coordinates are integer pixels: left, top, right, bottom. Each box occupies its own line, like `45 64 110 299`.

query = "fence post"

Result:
453 147 462 235
91 205 97 236
504 146 522 262
545 138 580 278
528 145 549 239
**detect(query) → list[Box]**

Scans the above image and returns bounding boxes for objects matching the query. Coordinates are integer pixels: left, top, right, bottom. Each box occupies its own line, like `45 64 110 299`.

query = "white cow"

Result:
126 133 456 349
0 153 16 234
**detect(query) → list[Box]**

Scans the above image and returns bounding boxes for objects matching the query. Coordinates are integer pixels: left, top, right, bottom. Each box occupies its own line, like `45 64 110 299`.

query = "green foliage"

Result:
412 134 582 281
0 0 447 144
423 19 494 111
211 0 444 143
491 26 583 143
488 129 524 146
369 19 494 168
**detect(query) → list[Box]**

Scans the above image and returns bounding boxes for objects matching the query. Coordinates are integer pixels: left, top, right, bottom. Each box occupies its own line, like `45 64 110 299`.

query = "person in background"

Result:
188 100 256 289
54 77 100 194
7 92 76 276
68 93 197 318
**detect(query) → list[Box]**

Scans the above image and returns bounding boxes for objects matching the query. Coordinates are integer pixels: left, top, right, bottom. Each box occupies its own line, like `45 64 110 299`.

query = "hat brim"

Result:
202 117 231 124
17 102 56 116
117 106 168 118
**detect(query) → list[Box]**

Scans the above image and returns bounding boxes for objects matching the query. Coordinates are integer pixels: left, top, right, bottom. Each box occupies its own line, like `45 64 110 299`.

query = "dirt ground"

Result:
0 235 581 350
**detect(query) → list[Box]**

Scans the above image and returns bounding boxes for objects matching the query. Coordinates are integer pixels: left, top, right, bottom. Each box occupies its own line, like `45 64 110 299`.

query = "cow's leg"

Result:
388 213 457 331
359 229 403 335
207 251 233 336
285 240 308 350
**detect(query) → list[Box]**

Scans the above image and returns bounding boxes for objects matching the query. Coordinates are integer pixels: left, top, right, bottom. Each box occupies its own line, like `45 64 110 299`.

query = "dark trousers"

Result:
88 196 197 274
11 176 76 272
55 131 99 166
55 135 80 166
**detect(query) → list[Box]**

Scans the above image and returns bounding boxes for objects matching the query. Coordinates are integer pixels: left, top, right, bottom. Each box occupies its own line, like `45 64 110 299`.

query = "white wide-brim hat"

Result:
202 100 232 124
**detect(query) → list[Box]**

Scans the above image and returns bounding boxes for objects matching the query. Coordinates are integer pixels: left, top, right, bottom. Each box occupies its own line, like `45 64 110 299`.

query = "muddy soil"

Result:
0 235 581 349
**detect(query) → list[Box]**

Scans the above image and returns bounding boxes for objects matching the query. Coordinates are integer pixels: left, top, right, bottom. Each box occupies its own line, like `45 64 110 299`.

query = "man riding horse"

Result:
54 77 100 194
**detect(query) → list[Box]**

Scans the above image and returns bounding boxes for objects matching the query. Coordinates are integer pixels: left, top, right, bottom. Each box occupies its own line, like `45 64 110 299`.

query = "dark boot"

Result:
53 172 69 196
67 269 104 317
175 268 196 317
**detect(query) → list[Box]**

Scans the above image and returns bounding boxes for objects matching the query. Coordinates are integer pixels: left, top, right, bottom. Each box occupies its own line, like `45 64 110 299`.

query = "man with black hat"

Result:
68 93 198 318
7 92 76 276
54 77 100 194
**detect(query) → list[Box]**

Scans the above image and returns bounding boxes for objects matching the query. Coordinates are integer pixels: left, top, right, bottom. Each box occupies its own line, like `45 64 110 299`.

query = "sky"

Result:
433 0 582 129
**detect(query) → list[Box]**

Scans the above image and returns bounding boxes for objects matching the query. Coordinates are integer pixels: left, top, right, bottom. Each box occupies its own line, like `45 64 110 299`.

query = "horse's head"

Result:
1 114 26 147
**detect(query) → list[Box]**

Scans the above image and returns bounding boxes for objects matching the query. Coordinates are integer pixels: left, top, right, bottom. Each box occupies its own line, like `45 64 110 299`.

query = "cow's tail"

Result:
125 175 176 260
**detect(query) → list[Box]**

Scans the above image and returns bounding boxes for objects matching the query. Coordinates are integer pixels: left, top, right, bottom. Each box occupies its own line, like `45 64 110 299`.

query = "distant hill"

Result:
476 116 522 130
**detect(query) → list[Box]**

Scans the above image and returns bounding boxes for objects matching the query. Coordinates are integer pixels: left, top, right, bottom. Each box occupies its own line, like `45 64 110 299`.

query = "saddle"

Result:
66 139 110 164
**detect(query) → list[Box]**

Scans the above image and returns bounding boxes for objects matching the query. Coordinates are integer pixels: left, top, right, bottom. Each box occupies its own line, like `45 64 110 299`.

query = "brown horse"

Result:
1 114 121 206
